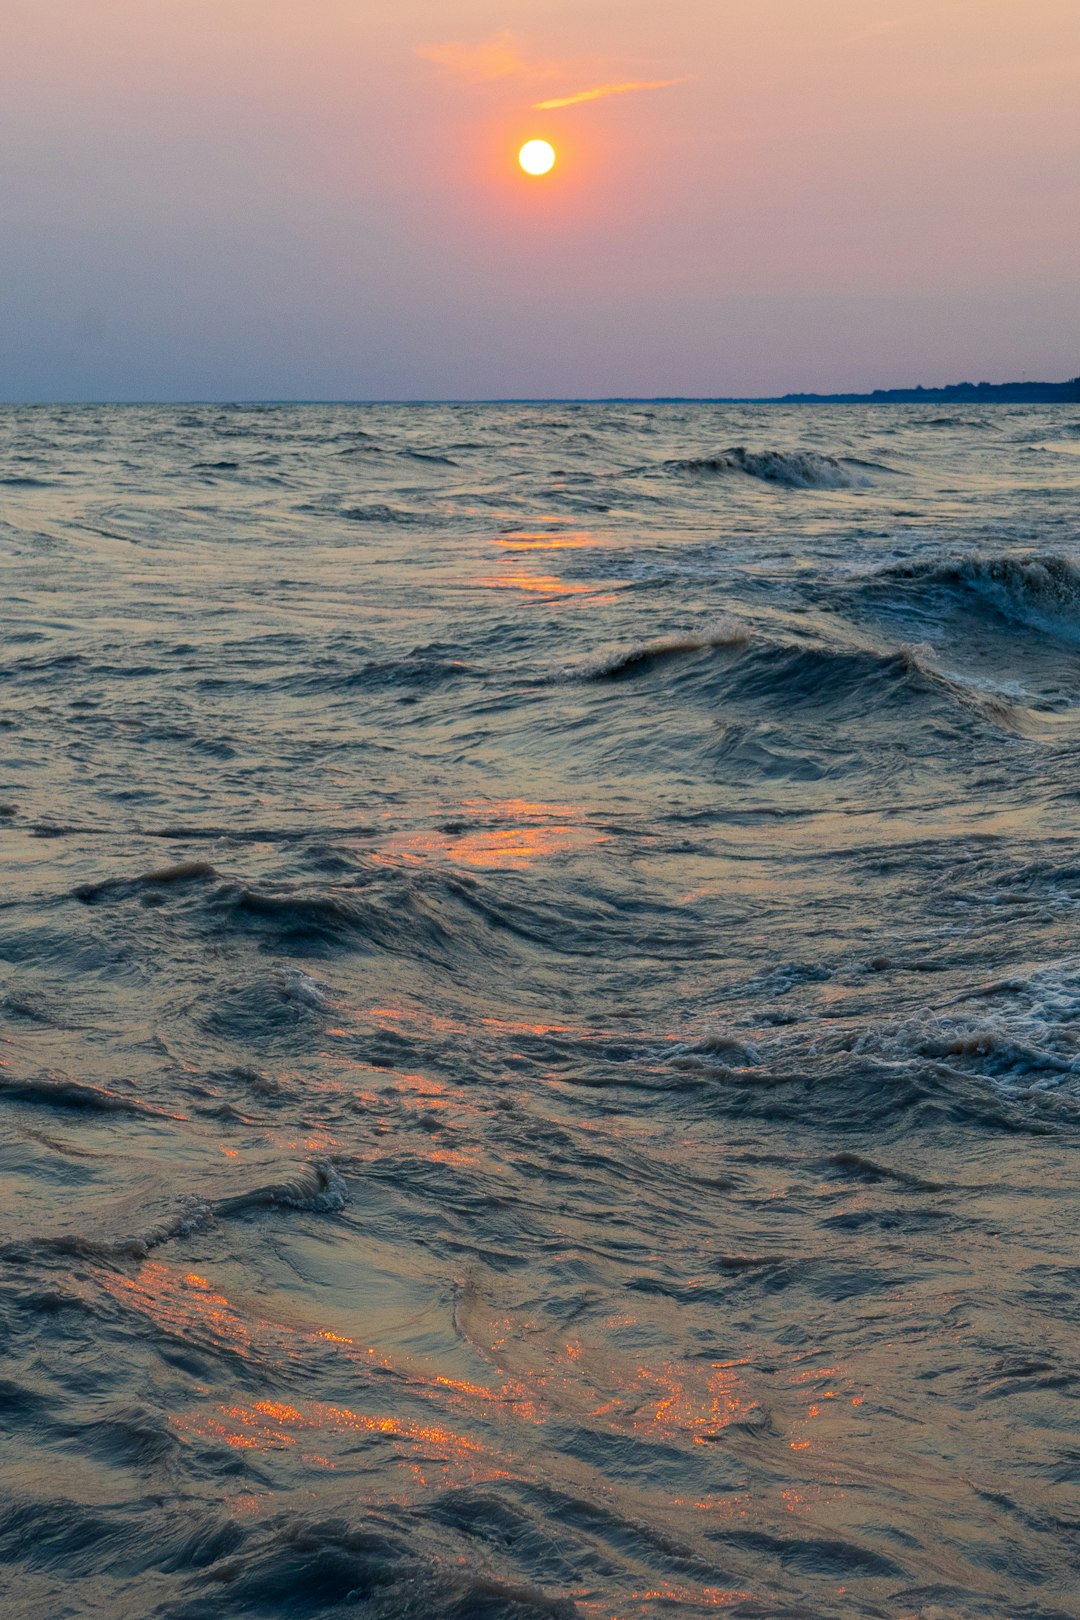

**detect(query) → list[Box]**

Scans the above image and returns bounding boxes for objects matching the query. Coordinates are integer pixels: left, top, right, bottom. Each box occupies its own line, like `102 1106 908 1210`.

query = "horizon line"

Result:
1 376 1077 409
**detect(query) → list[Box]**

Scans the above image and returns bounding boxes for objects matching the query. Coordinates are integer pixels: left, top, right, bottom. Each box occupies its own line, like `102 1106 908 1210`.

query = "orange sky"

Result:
1 0 1077 398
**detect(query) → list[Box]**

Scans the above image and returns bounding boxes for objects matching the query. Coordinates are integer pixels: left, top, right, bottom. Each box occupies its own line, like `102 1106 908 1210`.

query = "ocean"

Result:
2 402 1079 1619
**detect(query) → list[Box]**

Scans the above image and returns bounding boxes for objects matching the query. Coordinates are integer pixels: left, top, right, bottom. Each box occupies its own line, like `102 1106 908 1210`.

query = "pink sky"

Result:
1 0 1078 398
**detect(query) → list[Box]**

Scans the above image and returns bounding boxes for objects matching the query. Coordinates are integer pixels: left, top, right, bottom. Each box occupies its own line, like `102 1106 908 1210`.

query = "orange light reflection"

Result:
477 570 598 595
371 799 608 871
492 531 602 550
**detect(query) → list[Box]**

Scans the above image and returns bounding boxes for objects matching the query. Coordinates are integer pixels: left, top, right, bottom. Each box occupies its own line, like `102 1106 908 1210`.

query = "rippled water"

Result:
3 403 1080 1619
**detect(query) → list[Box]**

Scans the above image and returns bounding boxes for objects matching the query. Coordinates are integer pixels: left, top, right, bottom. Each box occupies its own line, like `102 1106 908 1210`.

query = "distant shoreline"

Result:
500 377 1080 405
726 376 1080 406
4 377 1079 406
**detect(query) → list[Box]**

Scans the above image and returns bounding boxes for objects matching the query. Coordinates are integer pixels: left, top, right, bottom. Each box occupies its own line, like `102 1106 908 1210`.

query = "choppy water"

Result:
2 403 1080 1619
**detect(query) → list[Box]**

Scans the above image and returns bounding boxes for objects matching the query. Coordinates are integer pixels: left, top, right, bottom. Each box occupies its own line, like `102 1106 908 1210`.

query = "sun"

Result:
519 139 556 177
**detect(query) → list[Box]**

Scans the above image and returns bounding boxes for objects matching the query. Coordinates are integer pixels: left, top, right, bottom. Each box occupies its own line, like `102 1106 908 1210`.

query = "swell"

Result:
281 649 479 696
665 446 873 488
74 861 218 903
0 1075 177 1119
0 1160 347 1266
58 861 554 983
574 623 1031 731
210 1159 348 1218
572 617 751 678
59 838 716 973
0 1201 213 1266
862 551 1080 643
215 880 465 963
662 954 1080 1132
0 1496 579 1618
293 495 439 526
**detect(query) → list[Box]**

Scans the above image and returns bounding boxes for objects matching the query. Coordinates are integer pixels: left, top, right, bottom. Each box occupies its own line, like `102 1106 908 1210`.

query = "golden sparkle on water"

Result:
518 139 556 176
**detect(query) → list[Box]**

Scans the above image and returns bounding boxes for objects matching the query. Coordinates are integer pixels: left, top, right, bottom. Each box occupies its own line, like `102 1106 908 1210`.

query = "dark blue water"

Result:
2 403 1080 1618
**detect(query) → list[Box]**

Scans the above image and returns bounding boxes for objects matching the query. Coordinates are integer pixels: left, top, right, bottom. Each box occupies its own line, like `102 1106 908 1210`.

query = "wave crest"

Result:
874 552 1080 641
214 1160 348 1217
573 618 751 679
667 447 867 488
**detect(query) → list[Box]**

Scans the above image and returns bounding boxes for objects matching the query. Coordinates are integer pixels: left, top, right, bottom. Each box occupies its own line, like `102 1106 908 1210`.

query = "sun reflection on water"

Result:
371 798 609 870
477 570 599 595
492 530 602 550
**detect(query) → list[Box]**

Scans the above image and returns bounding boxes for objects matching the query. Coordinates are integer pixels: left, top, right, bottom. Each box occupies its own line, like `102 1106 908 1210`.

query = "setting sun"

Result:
518 139 556 176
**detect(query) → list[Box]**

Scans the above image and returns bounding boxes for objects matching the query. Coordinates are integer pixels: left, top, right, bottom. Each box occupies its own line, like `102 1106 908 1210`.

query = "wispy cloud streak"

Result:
415 33 529 83
533 77 692 111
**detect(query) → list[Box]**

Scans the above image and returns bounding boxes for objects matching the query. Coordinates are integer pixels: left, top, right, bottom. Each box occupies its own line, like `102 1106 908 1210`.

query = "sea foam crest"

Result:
878 552 1080 641
667 447 867 488
214 1160 348 1217
854 958 1080 1090
571 616 751 680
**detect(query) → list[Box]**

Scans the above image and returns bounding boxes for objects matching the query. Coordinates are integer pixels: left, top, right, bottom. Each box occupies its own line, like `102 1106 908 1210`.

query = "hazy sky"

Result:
2 0 1078 399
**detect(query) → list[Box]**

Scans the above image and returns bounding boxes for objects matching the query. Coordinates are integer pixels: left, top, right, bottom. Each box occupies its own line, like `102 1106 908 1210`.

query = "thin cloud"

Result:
839 0 977 48
533 77 692 111
415 32 529 83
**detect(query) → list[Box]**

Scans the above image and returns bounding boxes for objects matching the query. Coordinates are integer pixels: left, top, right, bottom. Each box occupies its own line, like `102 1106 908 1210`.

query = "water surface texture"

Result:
2 404 1080 1619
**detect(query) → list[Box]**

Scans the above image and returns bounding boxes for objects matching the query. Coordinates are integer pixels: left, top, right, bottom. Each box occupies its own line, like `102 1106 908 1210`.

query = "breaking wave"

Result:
870 552 1080 641
213 1160 348 1217
570 624 1027 730
666 446 870 488
572 618 751 678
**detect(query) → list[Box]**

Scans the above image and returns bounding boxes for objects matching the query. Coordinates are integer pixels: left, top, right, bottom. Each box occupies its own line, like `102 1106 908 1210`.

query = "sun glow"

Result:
518 139 556 176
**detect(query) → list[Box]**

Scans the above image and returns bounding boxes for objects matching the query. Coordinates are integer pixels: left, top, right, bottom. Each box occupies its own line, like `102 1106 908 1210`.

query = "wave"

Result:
58 852 619 982
173 1511 580 1620
0 1201 214 1266
825 1151 945 1191
216 882 422 959
574 624 1028 730
666 447 870 488
725 638 1029 729
213 1160 347 1217
0 1160 346 1268
399 448 459 467
656 958 1080 1134
74 861 218 904
285 650 478 695
844 961 1080 1122
914 415 989 429
296 498 432 526
62 1403 181 1470
725 640 927 711
869 552 1080 642
340 502 430 524
0 1074 170 1118
668 1030 763 1075
267 965 334 1009
197 968 337 1048
573 618 751 679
